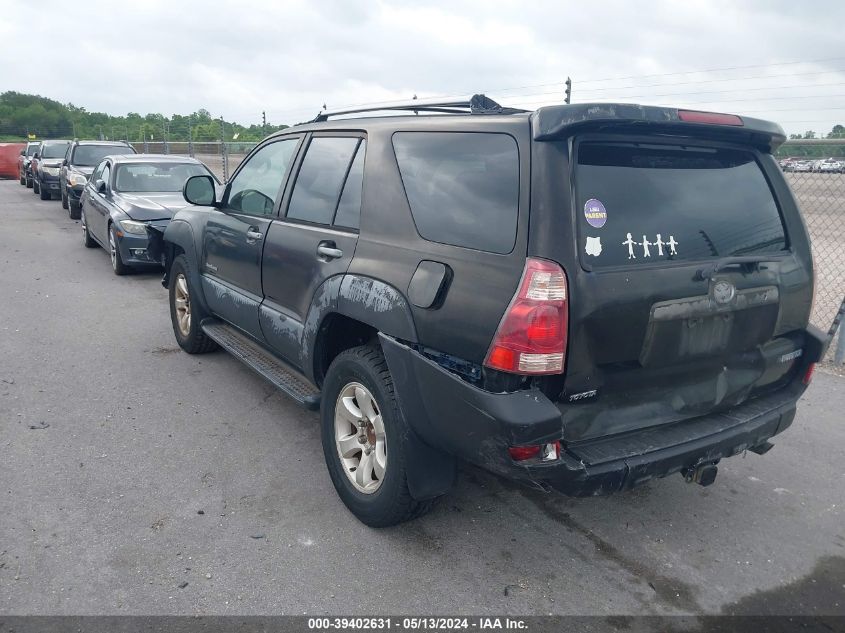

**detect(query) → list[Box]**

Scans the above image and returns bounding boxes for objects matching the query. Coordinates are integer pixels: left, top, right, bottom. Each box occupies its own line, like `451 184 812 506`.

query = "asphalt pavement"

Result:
0 179 843 617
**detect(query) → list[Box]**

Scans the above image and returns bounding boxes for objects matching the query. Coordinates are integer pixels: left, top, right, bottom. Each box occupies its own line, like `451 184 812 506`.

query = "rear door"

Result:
259 133 365 366
535 135 813 441
200 136 302 339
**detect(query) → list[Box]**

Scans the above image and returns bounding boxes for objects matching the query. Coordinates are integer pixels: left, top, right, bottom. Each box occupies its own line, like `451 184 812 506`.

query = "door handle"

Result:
317 243 343 260
246 229 263 241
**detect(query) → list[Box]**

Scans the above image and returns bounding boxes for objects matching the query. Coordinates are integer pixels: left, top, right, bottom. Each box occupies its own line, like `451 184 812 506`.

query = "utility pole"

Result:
564 77 572 104
220 116 229 182
262 110 267 138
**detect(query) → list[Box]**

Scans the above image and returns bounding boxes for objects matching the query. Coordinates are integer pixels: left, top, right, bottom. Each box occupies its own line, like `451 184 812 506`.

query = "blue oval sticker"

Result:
584 199 607 228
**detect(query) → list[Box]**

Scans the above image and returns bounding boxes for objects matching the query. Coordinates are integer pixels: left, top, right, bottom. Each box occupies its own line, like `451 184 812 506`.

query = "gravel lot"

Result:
0 180 843 617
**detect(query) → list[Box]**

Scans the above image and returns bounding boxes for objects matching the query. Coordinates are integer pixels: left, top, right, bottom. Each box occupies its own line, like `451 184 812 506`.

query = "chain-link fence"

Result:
128 141 257 183
778 140 845 363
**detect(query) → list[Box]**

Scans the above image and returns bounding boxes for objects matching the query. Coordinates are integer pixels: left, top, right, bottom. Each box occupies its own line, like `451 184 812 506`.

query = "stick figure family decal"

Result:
622 233 679 259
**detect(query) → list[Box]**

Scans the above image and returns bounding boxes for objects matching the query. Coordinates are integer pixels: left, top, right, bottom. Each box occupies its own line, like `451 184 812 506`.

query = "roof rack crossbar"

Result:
311 94 528 122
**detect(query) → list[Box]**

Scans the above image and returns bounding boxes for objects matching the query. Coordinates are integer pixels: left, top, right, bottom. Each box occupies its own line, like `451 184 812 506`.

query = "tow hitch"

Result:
683 462 719 487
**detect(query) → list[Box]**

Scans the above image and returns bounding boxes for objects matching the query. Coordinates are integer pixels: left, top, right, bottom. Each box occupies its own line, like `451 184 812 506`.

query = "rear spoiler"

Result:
531 103 786 153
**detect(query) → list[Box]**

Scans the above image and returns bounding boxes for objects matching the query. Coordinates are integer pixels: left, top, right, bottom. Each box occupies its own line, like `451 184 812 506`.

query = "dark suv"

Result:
159 96 826 526
32 139 71 200
60 140 136 218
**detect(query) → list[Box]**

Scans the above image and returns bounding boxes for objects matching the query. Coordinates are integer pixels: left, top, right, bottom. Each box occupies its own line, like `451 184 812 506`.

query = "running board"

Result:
200 319 321 411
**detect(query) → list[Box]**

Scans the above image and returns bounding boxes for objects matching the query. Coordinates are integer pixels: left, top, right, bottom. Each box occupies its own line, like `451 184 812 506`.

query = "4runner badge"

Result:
568 390 597 402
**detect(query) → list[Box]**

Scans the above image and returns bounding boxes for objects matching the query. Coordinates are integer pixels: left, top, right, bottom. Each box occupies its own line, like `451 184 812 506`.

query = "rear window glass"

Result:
576 142 787 268
392 132 519 254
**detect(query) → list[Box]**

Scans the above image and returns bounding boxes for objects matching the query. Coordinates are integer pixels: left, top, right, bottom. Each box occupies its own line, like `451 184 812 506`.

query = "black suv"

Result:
60 140 136 218
159 96 826 526
32 139 71 200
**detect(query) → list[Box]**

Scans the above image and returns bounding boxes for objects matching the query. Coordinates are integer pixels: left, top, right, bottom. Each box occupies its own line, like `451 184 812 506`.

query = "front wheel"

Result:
321 345 435 527
69 199 81 220
19 173 25 186
109 224 131 275
61 189 69 210
26 176 33 189
168 254 218 354
39 184 50 200
32 179 40 195
81 207 96 248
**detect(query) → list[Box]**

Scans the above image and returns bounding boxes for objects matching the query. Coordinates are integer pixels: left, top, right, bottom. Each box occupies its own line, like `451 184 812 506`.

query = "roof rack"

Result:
311 94 529 122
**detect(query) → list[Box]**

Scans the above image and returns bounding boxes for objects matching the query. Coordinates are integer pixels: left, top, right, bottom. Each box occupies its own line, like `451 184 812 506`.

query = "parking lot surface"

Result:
1 180 843 617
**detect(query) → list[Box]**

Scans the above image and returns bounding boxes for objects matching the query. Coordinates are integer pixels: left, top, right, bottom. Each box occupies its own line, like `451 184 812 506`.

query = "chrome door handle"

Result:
246 229 263 241
317 244 343 260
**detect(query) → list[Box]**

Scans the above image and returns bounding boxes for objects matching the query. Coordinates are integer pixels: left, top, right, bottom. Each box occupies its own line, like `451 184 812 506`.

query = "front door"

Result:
201 136 302 339
260 135 366 366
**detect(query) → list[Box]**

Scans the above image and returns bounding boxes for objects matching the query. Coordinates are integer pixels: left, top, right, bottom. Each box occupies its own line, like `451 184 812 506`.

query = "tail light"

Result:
508 441 561 462
678 110 743 126
803 363 816 385
484 258 568 375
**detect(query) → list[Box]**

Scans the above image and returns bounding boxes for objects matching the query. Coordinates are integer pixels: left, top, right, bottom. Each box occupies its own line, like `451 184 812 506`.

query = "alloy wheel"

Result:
109 230 117 270
334 382 387 494
173 273 192 337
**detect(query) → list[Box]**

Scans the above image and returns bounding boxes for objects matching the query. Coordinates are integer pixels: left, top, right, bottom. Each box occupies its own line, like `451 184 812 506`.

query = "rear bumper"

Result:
380 329 824 496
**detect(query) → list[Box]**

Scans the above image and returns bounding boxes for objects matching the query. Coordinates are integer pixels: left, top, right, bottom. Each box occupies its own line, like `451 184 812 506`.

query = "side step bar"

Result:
201 319 321 411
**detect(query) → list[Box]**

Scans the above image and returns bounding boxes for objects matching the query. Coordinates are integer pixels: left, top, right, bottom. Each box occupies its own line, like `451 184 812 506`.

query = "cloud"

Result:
1 0 843 134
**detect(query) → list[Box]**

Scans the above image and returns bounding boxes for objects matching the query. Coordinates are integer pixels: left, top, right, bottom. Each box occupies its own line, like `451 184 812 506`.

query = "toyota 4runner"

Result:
157 96 826 526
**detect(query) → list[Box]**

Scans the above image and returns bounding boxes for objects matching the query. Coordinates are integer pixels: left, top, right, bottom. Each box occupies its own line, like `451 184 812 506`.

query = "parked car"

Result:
158 97 824 527
60 140 136 219
18 141 40 187
817 158 844 174
32 140 71 200
792 160 813 172
80 154 216 275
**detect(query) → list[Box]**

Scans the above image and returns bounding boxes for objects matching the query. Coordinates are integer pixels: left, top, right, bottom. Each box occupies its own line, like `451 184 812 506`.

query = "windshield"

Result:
73 145 125 167
576 141 787 268
113 163 211 193
41 143 70 159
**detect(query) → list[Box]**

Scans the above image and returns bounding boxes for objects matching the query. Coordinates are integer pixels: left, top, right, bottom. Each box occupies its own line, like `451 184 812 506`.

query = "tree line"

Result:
0 91 288 142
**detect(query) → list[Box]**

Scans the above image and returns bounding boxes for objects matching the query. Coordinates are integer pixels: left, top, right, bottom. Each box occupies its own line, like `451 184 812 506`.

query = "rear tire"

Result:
81 207 96 248
168 254 218 354
321 345 435 527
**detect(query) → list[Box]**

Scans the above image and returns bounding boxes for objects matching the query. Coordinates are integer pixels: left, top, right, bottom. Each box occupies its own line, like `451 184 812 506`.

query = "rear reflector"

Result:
803 363 816 385
484 258 569 375
678 110 743 126
508 441 560 462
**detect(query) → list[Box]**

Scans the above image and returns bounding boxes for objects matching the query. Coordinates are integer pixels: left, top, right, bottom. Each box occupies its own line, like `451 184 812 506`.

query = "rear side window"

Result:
576 142 787 268
392 132 519 254
287 137 360 225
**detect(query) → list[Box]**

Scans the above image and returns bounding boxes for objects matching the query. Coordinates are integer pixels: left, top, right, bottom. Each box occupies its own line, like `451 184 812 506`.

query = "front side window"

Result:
575 142 787 268
392 132 519 254
286 137 361 225
90 160 107 184
100 164 111 189
113 162 211 192
227 138 299 215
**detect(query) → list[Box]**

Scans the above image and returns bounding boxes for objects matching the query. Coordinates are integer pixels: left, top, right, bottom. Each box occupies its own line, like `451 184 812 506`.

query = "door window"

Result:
333 140 366 230
286 137 360 226
226 138 299 216
100 164 111 189
90 160 106 184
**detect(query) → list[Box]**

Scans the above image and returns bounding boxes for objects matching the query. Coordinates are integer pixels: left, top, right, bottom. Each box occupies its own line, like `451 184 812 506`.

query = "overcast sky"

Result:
2 0 844 136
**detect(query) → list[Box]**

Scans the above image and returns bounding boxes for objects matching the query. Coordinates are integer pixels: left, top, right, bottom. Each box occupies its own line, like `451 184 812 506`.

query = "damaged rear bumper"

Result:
380 330 824 497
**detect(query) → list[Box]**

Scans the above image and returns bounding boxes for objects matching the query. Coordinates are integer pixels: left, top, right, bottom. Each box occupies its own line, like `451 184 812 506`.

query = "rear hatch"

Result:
529 105 814 442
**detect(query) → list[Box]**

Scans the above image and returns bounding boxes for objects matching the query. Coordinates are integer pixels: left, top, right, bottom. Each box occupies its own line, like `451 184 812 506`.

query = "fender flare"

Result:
162 219 211 313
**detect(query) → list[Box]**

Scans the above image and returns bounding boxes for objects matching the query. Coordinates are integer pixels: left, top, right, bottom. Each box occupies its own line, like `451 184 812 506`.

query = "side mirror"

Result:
95 179 107 194
20 149 25 156
62 159 68 166
33 153 40 159
183 175 217 206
